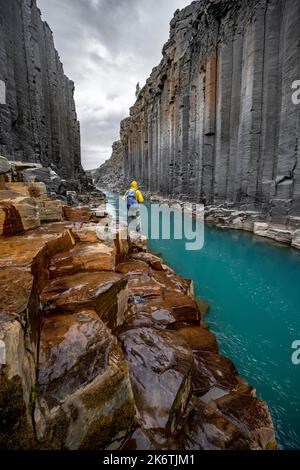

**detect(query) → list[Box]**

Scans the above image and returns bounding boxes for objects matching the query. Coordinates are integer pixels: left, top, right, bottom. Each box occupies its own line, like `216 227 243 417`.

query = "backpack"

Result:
126 189 137 210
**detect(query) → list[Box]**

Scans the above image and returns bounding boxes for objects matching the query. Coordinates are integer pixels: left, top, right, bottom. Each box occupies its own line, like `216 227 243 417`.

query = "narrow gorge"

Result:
2 0 300 454
96 0 300 227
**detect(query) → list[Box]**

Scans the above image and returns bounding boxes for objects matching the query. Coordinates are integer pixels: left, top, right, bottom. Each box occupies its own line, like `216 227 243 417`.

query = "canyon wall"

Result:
0 0 83 180
106 0 300 218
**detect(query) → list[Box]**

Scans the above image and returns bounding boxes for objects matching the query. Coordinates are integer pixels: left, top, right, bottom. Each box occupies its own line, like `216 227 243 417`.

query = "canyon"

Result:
0 156 276 450
95 0 300 234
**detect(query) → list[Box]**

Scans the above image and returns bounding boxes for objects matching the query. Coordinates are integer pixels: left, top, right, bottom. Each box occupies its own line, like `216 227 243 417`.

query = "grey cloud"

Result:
37 0 191 169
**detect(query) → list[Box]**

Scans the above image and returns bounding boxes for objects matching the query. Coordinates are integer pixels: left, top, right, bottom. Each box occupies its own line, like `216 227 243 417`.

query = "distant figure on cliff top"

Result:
124 181 144 232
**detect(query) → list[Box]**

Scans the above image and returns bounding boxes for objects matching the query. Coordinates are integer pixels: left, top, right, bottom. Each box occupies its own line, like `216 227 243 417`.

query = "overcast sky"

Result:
37 0 191 170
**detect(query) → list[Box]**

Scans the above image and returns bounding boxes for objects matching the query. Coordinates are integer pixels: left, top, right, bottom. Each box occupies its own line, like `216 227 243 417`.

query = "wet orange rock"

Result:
119 327 193 435
38 309 120 406
0 267 40 446
191 351 248 398
173 326 218 353
49 242 115 278
181 396 250 450
41 271 128 328
151 270 194 296
0 228 75 291
36 309 135 449
63 206 93 223
0 267 39 325
125 293 200 330
39 199 63 223
0 201 24 236
70 223 100 243
116 260 150 276
8 196 40 231
210 391 276 450
132 252 164 271
5 182 47 199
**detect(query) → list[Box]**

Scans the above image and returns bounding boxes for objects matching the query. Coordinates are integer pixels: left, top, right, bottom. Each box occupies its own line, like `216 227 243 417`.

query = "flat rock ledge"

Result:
147 194 300 251
0 169 276 450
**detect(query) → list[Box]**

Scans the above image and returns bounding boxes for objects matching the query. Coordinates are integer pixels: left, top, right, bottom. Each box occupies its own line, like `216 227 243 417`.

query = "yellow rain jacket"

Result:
124 181 144 207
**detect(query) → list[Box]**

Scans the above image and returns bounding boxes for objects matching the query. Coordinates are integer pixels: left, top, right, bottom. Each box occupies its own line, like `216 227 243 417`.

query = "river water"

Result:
101 188 300 450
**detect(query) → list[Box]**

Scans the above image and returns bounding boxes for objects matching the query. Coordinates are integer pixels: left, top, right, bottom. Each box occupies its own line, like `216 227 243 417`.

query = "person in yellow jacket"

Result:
124 181 144 231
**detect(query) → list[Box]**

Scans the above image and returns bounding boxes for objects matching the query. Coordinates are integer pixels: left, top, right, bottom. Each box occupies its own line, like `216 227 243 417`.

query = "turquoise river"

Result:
101 188 300 450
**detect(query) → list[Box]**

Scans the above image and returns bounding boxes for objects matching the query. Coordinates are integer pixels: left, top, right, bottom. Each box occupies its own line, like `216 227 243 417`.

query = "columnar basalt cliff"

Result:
0 0 83 180
100 0 300 220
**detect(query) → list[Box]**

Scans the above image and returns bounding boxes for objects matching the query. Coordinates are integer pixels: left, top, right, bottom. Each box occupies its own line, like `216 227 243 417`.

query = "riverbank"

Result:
0 164 276 450
141 192 300 251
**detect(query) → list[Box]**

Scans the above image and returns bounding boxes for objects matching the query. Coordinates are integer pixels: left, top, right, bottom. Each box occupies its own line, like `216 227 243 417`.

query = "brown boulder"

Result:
0 228 75 291
63 206 92 223
49 242 115 278
173 326 219 353
35 309 135 449
41 272 128 328
125 294 200 330
191 351 248 398
0 201 24 236
211 391 277 450
119 327 193 435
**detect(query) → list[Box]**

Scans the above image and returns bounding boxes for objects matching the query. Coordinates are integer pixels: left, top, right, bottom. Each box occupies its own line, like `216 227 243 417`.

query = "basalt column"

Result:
111 0 300 218
0 0 83 180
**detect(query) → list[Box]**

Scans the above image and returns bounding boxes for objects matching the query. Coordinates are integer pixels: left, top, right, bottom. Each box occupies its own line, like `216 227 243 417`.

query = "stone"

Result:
0 196 41 235
36 309 135 449
116 260 151 276
125 293 200 331
253 223 269 238
292 230 300 249
63 206 92 223
70 223 100 243
0 228 75 291
5 182 47 199
0 268 40 448
40 272 128 328
0 156 11 174
132 252 164 271
0 201 24 236
9 197 40 231
39 200 63 223
119 327 193 435
128 231 147 252
49 242 115 278
0 1 84 183
181 396 250 450
191 351 248 397
211 391 277 450
172 326 219 353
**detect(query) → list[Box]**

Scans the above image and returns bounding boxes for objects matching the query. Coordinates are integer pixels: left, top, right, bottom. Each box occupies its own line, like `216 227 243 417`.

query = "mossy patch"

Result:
79 399 135 450
82 363 128 410
0 373 36 449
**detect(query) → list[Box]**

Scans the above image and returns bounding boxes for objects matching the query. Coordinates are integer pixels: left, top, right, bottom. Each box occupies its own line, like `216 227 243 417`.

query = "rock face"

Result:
0 0 83 180
93 118 130 190
99 0 300 219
